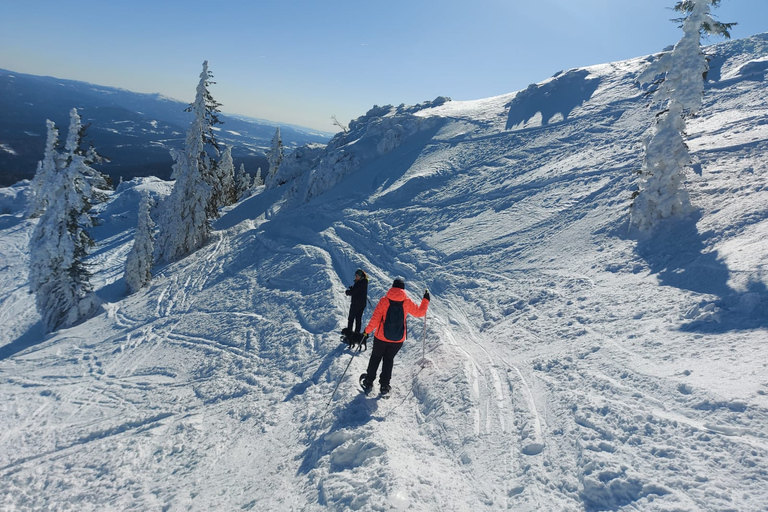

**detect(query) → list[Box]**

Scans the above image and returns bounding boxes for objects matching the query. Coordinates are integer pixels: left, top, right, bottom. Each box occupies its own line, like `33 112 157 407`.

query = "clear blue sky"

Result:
1 0 765 132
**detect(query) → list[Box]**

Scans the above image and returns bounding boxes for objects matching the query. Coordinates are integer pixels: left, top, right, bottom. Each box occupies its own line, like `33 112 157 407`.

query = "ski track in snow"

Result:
2 34 768 511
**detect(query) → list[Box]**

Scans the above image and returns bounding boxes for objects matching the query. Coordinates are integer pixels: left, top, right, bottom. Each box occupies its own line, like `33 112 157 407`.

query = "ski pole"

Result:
421 310 427 367
327 335 366 406
421 288 428 368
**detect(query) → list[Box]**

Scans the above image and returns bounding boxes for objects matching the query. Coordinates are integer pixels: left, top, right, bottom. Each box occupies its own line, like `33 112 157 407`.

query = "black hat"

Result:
393 278 405 289
355 268 364 277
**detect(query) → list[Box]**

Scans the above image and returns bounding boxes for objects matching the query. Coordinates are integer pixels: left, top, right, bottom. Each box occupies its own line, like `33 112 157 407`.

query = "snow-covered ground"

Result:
1 34 768 511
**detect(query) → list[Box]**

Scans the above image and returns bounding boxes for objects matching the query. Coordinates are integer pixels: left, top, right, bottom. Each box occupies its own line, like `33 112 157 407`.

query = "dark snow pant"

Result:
347 306 365 333
364 338 403 388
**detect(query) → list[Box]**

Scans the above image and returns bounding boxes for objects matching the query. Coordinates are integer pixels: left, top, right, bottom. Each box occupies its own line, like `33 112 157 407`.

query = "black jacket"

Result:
346 278 368 309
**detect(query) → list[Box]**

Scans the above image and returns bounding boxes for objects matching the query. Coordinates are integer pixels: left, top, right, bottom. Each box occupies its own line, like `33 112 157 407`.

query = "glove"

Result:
423 289 430 301
345 287 352 296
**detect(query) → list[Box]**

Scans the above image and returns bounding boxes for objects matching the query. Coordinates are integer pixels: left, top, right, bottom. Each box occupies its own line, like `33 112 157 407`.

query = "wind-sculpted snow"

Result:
505 69 602 130
281 101 447 206
1 35 768 511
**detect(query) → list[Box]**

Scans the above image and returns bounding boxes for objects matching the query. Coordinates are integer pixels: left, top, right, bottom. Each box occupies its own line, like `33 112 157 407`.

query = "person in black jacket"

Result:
345 269 369 333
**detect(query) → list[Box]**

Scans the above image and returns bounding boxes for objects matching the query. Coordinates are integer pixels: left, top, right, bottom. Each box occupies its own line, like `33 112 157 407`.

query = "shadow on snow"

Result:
506 69 602 131
632 213 768 333
0 321 47 361
296 390 382 477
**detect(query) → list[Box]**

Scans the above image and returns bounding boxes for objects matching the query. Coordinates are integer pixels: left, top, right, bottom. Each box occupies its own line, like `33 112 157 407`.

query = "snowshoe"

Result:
359 373 373 394
380 384 391 398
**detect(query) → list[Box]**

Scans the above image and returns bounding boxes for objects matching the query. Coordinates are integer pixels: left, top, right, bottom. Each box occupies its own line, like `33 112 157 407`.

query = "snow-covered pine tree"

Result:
28 109 98 331
265 127 283 188
247 167 264 197
63 113 112 206
630 0 730 231
155 61 221 263
154 148 210 263
27 120 60 218
672 0 736 38
235 163 252 200
64 110 113 220
125 191 155 294
186 60 224 219
217 145 237 206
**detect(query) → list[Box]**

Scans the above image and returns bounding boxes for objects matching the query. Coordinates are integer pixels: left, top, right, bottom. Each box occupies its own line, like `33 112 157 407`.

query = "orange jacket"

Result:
365 287 429 343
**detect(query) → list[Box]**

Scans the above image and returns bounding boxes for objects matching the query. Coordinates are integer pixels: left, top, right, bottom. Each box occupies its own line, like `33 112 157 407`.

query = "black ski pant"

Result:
364 338 403 388
347 305 365 333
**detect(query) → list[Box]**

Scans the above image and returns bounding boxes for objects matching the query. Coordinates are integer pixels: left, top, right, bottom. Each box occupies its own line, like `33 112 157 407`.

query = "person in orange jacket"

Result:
360 278 430 395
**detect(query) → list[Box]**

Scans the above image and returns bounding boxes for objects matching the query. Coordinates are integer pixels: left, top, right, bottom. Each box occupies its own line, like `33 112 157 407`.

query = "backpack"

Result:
383 300 405 341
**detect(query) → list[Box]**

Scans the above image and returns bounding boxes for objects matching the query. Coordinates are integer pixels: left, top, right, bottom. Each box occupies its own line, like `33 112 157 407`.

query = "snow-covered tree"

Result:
185 61 223 219
28 109 99 331
235 163 252 200
217 145 237 206
630 0 730 231
154 148 210 263
265 127 283 188
247 167 265 197
672 0 736 38
155 61 222 263
62 112 112 206
125 191 155 294
27 120 60 218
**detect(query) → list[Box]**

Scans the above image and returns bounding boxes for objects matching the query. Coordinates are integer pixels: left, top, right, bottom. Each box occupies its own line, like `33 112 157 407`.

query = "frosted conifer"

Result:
630 0 730 230
28 109 98 331
247 167 264 197
217 145 237 206
63 111 111 205
125 191 155 294
155 61 222 263
154 148 210 262
235 163 252 200
27 120 60 218
186 61 223 219
672 0 736 38
265 127 283 188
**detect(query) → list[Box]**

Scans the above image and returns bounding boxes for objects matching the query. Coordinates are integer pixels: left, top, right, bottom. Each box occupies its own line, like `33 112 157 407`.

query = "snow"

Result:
1 33 768 511
0 143 17 156
0 181 28 215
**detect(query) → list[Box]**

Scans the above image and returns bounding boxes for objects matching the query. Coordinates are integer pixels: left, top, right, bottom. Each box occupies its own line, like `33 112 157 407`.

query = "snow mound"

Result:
0 180 28 215
275 99 450 206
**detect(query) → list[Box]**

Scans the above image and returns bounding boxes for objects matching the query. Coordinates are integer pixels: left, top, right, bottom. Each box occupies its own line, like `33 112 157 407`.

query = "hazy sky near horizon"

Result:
1 0 765 132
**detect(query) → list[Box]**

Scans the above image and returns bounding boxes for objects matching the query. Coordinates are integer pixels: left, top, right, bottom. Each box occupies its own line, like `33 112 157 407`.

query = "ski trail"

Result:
440 294 546 454
153 235 227 319
411 297 547 510
3 234 232 455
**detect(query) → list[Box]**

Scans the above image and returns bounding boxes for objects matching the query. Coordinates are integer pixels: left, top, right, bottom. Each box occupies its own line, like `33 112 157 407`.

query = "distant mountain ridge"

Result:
0 68 334 186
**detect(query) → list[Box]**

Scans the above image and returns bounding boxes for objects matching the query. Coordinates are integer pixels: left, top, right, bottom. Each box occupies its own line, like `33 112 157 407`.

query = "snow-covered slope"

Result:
1 34 768 511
